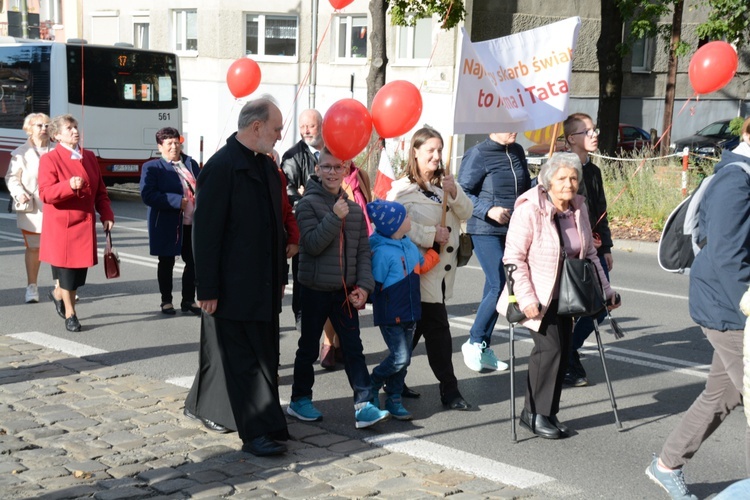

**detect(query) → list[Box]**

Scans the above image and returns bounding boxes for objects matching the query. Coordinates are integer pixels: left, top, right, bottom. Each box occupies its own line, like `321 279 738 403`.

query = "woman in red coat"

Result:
39 114 115 332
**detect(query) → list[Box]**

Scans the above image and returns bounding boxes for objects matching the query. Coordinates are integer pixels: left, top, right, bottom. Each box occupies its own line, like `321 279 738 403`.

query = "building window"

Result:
397 17 432 61
134 21 149 49
246 14 298 59
173 9 197 53
631 37 652 73
336 15 367 60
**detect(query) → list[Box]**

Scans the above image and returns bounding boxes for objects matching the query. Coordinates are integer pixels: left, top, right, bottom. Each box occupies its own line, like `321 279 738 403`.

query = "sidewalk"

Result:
0 335 534 499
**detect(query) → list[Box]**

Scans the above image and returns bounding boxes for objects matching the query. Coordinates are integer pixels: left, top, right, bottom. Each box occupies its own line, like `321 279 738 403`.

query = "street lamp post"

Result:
310 0 319 109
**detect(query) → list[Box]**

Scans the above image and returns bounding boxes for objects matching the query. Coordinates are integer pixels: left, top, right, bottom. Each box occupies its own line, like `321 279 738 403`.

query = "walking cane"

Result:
592 271 624 430
592 318 623 430
504 264 526 442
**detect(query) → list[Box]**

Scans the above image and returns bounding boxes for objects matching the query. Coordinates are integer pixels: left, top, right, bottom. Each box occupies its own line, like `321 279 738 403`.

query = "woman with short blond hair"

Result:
5 112 52 303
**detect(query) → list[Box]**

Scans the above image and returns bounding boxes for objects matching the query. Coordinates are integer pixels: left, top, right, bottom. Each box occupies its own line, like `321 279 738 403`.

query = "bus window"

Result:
0 45 50 129
67 45 178 109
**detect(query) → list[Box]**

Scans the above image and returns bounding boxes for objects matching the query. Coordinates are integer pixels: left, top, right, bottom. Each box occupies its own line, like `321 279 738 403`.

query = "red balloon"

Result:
371 80 423 139
322 99 373 161
688 41 738 95
226 58 261 98
329 0 355 8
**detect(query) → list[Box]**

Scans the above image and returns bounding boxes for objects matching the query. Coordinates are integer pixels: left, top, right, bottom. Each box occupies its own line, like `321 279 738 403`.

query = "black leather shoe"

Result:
242 435 286 456
183 407 230 433
65 315 81 332
519 408 561 439
49 289 65 319
548 415 570 436
442 395 471 411
402 384 421 399
181 302 202 315
160 303 176 315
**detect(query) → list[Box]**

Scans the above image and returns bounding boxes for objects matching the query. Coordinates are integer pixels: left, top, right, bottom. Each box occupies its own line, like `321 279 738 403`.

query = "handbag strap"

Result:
553 213 568 260
105 229 113 253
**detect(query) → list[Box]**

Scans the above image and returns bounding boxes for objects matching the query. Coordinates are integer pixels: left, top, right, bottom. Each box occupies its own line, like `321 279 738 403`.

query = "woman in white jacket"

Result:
387 127 474 410
4 113 51 303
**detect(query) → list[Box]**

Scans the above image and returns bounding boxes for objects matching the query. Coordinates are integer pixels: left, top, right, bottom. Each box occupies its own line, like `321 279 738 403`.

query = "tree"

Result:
365 0 464 173
597 0 750 155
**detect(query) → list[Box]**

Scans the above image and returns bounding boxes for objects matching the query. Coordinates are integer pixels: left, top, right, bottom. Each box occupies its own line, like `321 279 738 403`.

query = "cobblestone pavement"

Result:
0 335 536 499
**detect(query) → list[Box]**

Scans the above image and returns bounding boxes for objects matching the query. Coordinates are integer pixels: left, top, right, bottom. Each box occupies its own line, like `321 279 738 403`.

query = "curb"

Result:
613 238 658 256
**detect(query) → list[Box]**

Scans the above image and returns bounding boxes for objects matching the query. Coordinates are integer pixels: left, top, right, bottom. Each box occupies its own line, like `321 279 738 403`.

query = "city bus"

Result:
0 38 181 185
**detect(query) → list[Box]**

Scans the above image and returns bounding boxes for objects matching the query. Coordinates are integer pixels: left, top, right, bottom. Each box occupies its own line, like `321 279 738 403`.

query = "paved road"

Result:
0 189 745 499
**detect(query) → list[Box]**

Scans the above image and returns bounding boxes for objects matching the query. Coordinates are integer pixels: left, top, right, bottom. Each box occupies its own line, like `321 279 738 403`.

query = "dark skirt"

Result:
51 266 88 291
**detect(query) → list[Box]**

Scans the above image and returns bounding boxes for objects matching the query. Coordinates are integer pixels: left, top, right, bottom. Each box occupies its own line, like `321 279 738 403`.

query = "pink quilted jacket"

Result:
496 184 613 332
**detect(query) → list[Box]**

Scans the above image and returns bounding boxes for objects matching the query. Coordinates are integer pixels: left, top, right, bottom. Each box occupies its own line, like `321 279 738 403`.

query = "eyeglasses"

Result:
318 164 347 173
571 128 599 138
34 123 50 128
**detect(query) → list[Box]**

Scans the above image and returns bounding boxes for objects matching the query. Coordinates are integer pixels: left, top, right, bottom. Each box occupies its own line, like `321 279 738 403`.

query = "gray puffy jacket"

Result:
295 176 374 294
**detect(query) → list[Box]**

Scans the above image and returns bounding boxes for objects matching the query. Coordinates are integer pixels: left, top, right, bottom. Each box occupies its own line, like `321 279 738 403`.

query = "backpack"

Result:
658 161 750 274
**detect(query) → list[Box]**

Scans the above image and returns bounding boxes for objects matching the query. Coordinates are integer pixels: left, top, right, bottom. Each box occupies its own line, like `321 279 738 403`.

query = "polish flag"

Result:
373 143 396 199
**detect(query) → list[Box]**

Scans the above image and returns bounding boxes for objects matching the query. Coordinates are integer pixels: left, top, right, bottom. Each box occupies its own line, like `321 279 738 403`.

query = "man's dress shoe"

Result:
183 407 230 434
548 415 570 436
402 384 421 399
242 435 287 456
519 408 562 439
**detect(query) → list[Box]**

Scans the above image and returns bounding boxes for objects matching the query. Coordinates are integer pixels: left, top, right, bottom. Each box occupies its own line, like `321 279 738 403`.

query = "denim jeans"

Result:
568 253 609 368
469 234 506 345
371 322 416 397
291 285 372 405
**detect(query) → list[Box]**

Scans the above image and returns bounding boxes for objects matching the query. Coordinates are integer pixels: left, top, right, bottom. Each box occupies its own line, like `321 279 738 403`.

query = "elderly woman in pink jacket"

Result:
497 152 620 439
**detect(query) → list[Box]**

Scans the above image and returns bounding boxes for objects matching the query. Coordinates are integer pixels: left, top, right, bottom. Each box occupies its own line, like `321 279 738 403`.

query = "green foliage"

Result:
695 0 750 49
729 116 746 136
601 151 704 231
618 0 749 55
389 0 465 29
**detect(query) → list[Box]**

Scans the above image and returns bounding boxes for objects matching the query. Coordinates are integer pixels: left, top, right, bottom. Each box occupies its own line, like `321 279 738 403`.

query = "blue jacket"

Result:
369 232 424 326
689 148 750 331
457 139 531 235
140 155 200 256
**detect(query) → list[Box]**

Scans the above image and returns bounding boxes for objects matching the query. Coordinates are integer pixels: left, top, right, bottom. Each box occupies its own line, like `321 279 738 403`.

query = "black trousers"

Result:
291 253 301 321
525 300 573 417
413 301 461 402
157 224 195 306
186 314 287 442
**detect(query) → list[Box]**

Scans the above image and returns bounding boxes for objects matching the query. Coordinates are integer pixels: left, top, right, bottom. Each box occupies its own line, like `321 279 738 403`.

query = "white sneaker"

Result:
462 340 483 372
25 284 39 303
479 343 509 371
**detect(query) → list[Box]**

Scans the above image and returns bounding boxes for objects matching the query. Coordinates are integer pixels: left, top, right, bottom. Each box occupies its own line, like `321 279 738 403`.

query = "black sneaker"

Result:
563 370 588 387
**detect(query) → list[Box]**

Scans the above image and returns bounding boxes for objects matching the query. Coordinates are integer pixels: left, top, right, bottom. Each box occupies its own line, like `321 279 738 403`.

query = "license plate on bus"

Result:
111 164 139 173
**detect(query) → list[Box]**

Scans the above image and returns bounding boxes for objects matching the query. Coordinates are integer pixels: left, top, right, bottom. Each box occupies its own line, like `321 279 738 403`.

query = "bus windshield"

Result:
66 45 178 110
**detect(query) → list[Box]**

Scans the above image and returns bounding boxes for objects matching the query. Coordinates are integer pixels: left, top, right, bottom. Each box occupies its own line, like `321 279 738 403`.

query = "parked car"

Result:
525 123 652 164
670 119 740 158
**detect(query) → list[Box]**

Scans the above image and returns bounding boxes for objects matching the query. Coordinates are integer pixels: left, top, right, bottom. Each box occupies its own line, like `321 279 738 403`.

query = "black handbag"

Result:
554 215 605 317
457 231 473 267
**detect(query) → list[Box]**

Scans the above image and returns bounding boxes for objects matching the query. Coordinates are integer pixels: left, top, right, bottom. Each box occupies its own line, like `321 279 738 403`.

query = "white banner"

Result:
453 17 581 134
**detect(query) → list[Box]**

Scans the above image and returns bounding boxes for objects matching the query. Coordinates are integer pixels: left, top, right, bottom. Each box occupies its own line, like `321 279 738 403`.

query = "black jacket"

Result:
281 139 318 205
457 139 530 235
193 133 285 321
295 175 374 294
579 160 613 256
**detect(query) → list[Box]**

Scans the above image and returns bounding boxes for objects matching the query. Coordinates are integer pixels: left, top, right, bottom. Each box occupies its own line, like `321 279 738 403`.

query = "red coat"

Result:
38 145 114 268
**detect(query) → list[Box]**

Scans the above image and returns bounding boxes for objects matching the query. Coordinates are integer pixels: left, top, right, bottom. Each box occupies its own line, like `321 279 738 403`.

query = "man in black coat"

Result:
187 96 288 457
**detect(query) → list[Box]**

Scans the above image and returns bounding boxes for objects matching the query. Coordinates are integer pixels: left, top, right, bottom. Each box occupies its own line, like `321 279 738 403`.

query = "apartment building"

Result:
3 1 748 160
